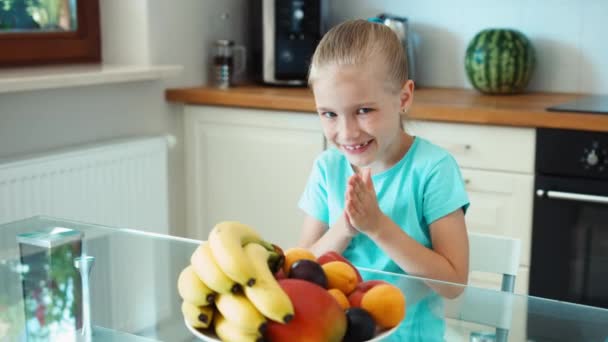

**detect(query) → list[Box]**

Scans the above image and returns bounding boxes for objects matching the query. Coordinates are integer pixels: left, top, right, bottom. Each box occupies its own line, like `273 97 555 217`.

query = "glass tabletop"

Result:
1 216 607 342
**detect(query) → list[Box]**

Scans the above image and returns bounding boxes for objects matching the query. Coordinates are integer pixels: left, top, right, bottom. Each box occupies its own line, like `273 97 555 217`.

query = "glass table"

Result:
1 216 607 342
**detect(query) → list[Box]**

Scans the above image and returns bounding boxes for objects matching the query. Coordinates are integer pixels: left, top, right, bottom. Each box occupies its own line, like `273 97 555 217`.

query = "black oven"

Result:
527 128 608 341
529 128 608 309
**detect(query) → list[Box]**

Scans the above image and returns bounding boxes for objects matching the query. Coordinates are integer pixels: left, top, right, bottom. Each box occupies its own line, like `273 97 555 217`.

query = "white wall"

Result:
0 0 249 237
328 0 608 94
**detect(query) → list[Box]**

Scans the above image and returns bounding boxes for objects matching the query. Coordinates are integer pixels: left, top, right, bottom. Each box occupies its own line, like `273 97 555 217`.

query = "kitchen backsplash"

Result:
327 0 608 94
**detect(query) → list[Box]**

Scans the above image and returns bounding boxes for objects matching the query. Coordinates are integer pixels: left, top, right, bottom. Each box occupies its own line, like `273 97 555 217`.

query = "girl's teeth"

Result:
345 140 370 150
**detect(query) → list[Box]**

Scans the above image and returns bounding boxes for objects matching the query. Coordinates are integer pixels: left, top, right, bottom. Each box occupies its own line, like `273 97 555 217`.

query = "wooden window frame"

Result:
0 0 101 67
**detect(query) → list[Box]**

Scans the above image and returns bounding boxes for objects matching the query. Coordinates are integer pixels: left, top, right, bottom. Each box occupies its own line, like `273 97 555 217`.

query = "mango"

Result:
266 279 347 342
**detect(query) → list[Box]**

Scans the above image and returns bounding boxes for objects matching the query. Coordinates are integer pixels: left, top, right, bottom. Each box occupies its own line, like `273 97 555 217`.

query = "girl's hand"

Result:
345 168 384 234
341 211 359 237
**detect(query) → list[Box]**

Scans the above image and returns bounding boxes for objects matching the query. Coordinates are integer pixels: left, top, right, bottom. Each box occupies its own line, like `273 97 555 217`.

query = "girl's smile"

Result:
342 138 374 154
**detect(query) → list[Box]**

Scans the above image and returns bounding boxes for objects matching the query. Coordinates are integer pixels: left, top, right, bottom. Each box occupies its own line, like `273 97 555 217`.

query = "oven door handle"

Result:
536 189 608 205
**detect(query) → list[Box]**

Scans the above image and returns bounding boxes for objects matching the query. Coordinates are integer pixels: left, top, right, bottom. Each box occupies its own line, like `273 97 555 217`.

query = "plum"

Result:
288 259 328 288
343 307 376 342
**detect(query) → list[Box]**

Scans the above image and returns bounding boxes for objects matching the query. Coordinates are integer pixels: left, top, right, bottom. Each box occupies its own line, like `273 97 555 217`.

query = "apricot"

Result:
327 288 350 310
360 284 406 329
317 251 363 282
283 247 316 274
348 280 389 307
321 261 359 295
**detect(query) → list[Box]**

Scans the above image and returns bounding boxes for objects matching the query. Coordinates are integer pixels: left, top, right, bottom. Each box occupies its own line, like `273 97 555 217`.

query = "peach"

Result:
360 284 406 329
321 261 359 295
283 247 316 274
327 288 350 310
317 251 363 282
266 279 347 342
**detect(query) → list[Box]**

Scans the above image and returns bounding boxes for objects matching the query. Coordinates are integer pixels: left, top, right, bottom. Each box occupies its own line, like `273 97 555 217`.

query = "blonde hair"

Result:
308 19 408 92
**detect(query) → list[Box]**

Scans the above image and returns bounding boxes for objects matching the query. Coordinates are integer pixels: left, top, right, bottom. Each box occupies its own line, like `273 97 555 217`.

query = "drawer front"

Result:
461 168 534 266
406 120 535 173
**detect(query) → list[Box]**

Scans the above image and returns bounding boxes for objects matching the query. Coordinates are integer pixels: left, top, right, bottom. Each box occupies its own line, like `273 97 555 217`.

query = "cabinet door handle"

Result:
536 189 608 205
445 143 472 154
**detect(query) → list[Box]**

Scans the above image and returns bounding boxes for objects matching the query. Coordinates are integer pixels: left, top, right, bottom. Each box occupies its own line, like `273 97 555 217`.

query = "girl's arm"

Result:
368 209 469 298
298 214 357 256
346 170 469 298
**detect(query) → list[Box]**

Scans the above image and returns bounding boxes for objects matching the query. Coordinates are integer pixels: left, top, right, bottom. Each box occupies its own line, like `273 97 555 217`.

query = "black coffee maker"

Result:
250 0 326 86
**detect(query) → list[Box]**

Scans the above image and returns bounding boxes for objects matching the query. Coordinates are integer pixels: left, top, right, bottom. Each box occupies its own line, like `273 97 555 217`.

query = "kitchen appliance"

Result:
546 95 608 115
250 0 326 86
528 128 608 340
211 39 246 89
373 13 418 84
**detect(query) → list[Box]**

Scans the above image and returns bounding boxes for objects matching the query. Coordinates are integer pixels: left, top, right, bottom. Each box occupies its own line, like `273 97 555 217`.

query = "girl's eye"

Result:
357 108 373 115
321 111 337 118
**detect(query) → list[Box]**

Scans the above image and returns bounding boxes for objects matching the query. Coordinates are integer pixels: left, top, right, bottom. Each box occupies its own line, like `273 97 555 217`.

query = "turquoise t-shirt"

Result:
298 136 470 341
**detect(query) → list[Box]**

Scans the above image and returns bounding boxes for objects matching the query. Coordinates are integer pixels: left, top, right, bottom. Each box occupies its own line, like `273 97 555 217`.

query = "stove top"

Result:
546 95 608 115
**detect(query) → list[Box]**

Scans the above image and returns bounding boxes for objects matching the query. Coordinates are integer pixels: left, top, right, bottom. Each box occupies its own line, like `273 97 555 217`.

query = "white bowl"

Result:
185 318 399 341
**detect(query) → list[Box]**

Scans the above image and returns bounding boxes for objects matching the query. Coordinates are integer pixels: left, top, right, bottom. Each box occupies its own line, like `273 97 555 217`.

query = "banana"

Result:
177 265 216 306
243 243 294 324
215 292 267 335
191 241 241 294
208 221 274 287
181 300 214 329
214 312 265 342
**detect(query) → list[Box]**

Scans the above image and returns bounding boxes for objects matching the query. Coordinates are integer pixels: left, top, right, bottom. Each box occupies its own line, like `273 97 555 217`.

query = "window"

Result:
0 0 100 66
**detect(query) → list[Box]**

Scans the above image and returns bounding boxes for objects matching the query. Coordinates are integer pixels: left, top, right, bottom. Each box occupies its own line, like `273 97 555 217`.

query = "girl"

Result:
297 19 470 341
298 19 470 297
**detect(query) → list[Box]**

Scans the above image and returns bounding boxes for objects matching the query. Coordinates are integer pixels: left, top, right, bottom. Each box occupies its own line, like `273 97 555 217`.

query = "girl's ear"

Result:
400 80 415 113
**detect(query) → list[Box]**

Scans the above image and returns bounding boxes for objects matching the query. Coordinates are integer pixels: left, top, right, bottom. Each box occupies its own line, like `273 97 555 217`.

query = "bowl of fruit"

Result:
178 221 406 342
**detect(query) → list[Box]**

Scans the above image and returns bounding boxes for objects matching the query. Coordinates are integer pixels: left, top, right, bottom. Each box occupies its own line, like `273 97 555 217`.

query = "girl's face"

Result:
311 62 414 173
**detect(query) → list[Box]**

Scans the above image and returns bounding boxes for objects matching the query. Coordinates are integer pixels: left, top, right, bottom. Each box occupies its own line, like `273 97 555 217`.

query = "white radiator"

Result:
0 136 174 234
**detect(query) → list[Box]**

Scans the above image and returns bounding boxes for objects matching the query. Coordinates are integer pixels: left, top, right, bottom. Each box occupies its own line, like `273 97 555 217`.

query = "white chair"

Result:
445 232 522 342
468 232 521 293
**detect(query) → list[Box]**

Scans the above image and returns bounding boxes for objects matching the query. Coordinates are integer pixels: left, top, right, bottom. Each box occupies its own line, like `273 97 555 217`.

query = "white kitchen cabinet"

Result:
461 168 534 267
406 120 535 173
184 106 323 248
408 120 535 294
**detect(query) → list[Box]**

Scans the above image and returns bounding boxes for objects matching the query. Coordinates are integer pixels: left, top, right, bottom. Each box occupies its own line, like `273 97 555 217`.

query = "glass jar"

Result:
212 39 246 88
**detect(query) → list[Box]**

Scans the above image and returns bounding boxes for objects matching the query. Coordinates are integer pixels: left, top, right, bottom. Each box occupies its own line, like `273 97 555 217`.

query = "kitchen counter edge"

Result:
165 85 608 133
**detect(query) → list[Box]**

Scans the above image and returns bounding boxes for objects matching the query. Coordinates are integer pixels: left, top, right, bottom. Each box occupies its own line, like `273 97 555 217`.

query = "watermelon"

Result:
465 29 536 94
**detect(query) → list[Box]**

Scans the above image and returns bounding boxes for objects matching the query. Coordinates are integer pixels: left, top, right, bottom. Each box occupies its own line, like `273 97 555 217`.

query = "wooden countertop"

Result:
166 85 608 133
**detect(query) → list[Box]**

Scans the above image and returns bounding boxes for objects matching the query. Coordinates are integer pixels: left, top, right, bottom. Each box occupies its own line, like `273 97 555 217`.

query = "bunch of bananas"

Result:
177 221 294 342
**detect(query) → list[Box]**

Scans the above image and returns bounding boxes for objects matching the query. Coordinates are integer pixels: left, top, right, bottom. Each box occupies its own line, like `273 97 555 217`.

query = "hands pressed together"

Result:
343 168 385 237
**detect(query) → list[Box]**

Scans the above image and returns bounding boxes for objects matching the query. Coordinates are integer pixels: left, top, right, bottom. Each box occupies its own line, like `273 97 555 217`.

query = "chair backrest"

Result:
468 232 521 293
444 232 522 342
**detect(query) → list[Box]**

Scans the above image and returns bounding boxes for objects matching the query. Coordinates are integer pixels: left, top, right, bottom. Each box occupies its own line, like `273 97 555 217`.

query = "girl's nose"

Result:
338 116 360 140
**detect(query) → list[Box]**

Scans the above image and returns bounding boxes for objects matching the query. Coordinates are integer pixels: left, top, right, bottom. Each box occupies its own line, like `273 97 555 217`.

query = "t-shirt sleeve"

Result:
298 156 329 225
423 155 470 224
